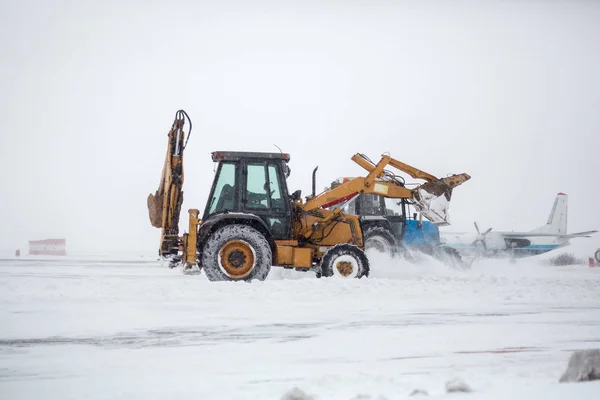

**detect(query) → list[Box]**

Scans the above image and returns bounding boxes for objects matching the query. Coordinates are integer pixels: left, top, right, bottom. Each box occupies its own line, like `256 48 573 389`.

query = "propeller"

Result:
472 221 493 250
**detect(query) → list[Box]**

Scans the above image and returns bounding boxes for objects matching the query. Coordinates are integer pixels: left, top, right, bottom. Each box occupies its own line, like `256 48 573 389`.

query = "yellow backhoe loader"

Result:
148 110 471 280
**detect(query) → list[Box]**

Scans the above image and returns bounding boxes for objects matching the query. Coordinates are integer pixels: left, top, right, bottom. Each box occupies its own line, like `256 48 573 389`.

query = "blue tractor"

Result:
331 189 463 266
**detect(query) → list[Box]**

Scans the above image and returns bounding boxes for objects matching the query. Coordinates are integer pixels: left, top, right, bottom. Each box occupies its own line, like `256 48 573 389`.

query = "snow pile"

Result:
364 248 460 280
559 349 600 383
281 387 315 400
445 378 472 393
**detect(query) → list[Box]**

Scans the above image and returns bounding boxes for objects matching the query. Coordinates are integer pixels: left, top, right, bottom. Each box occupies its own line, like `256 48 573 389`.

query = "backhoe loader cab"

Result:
202 151 293 240
182 150 305 281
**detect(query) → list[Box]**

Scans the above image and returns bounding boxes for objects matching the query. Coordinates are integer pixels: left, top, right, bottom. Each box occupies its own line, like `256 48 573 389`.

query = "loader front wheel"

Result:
363 226 398 258
201 224 272 282
319 244 370 279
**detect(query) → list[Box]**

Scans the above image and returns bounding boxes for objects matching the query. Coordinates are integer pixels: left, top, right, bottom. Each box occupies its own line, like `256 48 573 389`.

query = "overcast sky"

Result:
1 0 599 255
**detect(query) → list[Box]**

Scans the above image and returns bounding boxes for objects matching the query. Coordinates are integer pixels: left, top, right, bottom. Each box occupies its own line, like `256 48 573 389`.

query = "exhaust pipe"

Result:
312 166 319 198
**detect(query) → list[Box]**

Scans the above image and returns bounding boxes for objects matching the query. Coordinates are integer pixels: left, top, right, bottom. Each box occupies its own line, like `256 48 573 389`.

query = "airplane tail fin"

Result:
531 193 568 234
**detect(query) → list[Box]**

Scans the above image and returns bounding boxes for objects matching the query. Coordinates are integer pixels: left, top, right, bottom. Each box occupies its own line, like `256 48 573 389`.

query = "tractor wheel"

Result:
319 244 370 279
363 226 398 258
595 249 600 264
201 224 272 282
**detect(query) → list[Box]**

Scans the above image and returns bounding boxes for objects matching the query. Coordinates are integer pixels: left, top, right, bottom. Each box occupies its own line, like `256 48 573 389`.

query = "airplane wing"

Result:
501 230 598 239
565 230 600 237
557 230 599 238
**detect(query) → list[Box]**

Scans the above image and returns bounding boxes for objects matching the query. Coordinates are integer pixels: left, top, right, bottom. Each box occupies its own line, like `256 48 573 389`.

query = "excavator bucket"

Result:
147 191 164 228
147 149 169 229
412 173 471 226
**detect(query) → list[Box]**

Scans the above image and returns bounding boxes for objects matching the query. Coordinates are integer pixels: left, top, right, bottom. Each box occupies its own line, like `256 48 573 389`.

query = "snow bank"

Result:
281 387 315 400
559 349 600 383
446 378 472 393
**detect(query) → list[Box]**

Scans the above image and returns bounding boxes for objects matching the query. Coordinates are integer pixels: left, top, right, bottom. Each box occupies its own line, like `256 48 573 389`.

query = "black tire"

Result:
201 224 272 282
595 249 600 264
363 226 398 258
319 243 370 279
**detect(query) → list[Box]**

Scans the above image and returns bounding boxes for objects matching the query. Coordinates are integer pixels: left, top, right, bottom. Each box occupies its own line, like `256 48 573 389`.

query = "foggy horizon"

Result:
1 0 599 256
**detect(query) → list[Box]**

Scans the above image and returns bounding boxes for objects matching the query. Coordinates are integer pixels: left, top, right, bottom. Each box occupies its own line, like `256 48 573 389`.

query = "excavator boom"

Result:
147 110 192 256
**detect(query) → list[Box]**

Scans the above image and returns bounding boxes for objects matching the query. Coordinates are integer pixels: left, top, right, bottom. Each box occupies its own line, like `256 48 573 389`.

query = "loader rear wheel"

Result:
201 224 272 282
319 244 370 279
595 249 600 264
363 226 398 257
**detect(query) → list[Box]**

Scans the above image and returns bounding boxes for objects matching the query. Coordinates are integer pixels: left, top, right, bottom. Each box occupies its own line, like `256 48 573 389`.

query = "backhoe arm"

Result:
147 110 192 257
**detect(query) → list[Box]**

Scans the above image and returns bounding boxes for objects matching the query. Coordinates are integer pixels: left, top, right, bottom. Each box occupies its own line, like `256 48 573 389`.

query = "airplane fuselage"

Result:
441 232 567 258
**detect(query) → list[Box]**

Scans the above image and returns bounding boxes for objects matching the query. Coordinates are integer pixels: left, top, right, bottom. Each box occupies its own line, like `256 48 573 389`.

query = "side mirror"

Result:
290 190 302 201
283 163 291 178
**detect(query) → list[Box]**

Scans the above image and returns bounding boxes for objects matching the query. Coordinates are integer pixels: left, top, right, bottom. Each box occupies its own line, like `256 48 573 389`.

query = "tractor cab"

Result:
355 194 407 239
327 179 408 240
203 151 293 239
327 180 442 251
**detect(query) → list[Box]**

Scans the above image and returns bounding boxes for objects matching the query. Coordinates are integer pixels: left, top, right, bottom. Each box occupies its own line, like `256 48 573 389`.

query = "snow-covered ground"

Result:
1 245 600 399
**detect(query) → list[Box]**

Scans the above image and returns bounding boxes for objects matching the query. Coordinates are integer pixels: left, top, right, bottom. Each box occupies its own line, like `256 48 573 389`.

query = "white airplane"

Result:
440 193 598 259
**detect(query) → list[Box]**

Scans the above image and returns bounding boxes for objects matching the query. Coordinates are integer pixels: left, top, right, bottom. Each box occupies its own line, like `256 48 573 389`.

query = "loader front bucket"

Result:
412 173 471 226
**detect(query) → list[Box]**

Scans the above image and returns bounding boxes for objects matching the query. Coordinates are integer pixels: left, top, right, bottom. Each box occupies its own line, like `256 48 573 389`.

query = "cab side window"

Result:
208 162 237 215
357 194 384 216
268 165 284 209
245 163 269 209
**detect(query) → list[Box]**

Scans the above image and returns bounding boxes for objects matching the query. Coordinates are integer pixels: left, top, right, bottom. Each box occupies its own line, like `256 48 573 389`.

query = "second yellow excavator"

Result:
148 110 471 280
